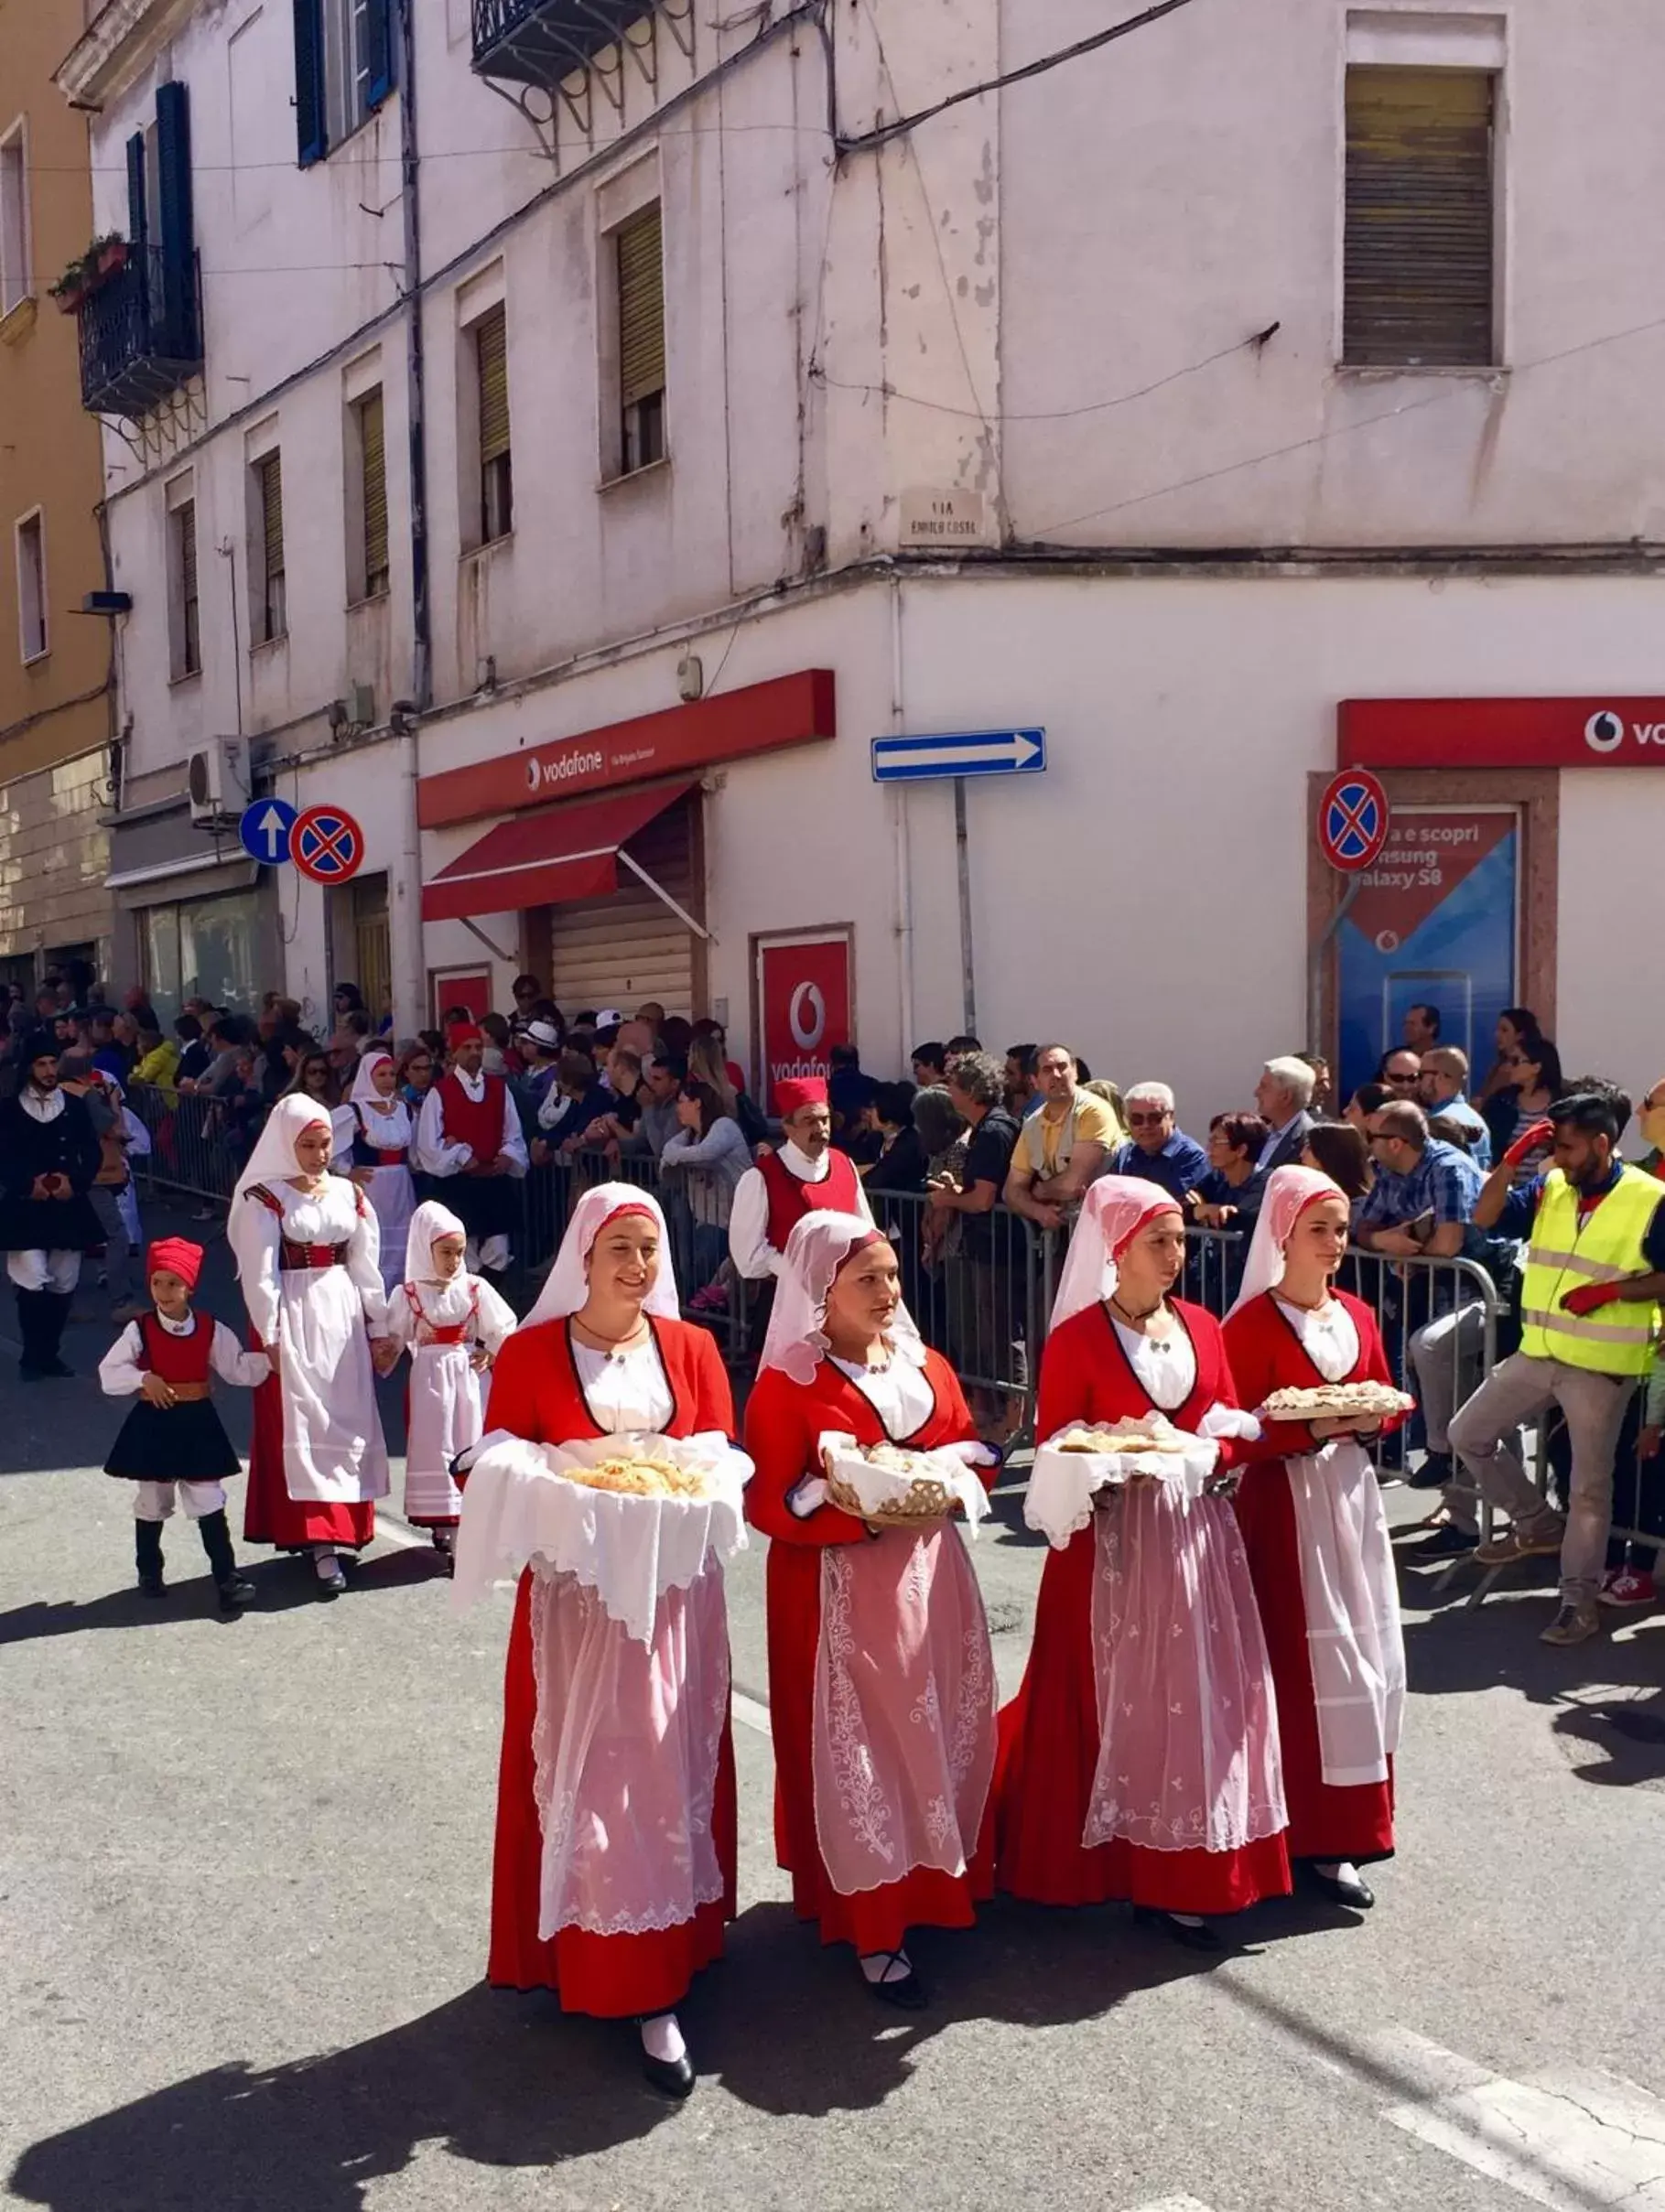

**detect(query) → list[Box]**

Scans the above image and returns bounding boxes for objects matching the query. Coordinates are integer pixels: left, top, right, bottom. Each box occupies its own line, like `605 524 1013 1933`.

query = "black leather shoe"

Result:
217 1575 257 1612
1406 1451 1453 1493
315 1559 347 1599
863 1952 928 2009
641 2048 695 2099
1134 1906 1226 1953
1306 1866 1375 1910
137 1571 166 1600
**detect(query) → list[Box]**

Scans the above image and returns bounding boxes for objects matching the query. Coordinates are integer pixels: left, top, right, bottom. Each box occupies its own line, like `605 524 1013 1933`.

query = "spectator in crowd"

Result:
515 1020 565 1111
1004 1045 1041 1119
1476 1005 1543 1106
1404 1003 1442 1053
660 1077 752 1284
1639 1077 1665 1178
911 1041 948 1087
933 1051 1023 1430
130 1027 181 1098
1419 1046 1492 1168
283 1046 340 1110
88 1008 128 1084
1485 1031 1563 1175
511 974 543 1022
536 1048 611 1159
660 1014 693 1060
398 1041 437 1111
730 1077 868 1283
1109 1082 1209 1205
332 983 366 1023
1345 1080 1390 1134
1192 1112 1270 1229
1252 1056 1317 1175
1454 1091 1665 1646
479 1011 513 1076
589 1045 645 1147
828 1041 880 1134
1357 1100 1482 1261
121 985 158 1030
630 1053 688 1161
945 1034 982 1065
329 1010 372 1079
864 1081 929 1195
1303 1119 1374 1207
633 999 666 1033
1378 1047 1422 1096
172 1014 211 1087
1295 1052 1334 1115
1004 1043 1120 1231
690 1017 746 1101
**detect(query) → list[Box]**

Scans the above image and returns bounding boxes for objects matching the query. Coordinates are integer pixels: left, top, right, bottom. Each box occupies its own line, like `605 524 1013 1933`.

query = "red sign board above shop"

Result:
418 669 837 831
1340 696 1665 771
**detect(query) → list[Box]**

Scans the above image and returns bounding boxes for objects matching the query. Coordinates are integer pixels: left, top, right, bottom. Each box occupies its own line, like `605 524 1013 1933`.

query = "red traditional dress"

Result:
997 1295 1291 1914
1224 1285 1407 1865
477 1309 739 2016
746 1320 998 1957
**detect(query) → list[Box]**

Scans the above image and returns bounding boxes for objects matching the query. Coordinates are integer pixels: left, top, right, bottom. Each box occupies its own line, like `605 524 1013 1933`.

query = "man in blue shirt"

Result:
1109 1081 1208 1205
1418 1046 1493 1170
1357 1101 1484 1257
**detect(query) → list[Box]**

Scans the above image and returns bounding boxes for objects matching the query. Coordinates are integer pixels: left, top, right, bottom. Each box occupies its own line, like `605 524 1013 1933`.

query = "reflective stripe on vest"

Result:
1519 1168 1663 1376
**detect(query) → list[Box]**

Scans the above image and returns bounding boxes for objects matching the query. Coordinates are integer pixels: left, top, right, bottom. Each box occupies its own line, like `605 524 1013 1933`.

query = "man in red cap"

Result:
729 1076 870 1285
412 1023 528 1273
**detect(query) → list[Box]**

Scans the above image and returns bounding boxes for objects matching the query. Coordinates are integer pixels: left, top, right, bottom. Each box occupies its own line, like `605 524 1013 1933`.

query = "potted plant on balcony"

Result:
49 235 129 314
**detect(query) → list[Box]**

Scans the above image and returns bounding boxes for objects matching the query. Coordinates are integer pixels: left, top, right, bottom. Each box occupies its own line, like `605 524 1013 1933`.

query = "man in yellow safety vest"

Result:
1451 1090 1665 1646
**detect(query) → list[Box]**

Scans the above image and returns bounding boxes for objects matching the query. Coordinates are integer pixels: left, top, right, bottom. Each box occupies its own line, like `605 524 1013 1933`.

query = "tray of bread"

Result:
1260 1381 1414 1424
818 1434 991 1530
561 1445 713 1500
1025 1413 1220 1549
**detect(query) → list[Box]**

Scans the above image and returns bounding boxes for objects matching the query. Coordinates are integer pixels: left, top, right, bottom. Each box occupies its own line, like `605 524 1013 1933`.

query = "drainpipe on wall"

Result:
395 0 431 1036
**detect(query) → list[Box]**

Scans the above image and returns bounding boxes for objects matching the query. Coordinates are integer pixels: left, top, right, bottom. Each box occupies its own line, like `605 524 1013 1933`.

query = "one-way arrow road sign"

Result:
238 797 297 865
871 728 1047 783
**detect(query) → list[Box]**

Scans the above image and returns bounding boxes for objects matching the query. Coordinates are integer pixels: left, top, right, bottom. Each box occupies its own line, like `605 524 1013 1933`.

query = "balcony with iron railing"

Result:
77 243 202 420
472 0 646 86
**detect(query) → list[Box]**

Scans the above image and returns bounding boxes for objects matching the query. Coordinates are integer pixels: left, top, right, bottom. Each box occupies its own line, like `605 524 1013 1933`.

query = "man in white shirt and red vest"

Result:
414 1023 528 1274
729 1076 871 1283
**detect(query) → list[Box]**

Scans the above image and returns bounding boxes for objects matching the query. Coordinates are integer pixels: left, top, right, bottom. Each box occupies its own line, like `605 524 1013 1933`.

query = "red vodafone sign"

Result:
1340 697 1665 770
755 933 852 1097
1318 770 1390 872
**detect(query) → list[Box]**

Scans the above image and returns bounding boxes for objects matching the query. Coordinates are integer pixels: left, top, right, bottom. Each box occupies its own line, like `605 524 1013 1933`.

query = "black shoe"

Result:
1134 1905 1226 1953
1305 1865 1375 1910
1412 1523 1478 1559
137 1570 166 1600
216 1574 258 1612
25 1356 73 1379
640 2048 695 2098
1406 1451 1454 1493
862 1954 928 2010
315 1558 347 1598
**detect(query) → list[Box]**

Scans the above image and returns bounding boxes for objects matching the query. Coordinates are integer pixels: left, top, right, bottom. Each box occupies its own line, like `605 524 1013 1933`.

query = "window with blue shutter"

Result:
362 0 395 113
155 82 197 360
294 0 327 167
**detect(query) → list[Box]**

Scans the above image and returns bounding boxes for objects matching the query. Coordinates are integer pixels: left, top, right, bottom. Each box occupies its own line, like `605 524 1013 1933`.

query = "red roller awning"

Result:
421 779 697 923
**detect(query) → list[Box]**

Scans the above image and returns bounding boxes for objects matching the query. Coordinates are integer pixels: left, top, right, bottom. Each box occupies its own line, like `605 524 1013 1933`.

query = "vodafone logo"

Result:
525 757 542 791
789 982 827 1052
1584 709 1626 755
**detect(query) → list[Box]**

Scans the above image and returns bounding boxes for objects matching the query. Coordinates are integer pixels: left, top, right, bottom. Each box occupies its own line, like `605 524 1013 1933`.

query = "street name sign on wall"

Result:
870 728 1046 783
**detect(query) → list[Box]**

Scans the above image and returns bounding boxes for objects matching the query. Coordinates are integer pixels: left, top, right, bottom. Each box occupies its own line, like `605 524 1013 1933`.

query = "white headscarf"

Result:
230 1094 337 1210
404 1198 468 1286
759 1210 924 1387
349 1049 395 1108
521 1181 682 1331
1225 1165 1347 1319
1050 1174 1184 1331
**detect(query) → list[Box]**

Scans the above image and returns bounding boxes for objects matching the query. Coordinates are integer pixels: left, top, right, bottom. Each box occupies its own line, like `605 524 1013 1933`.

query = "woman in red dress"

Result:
744 1211 999 2009
455 1183 743 2098
1223 1166 1408 1913
997 1177 1290 1949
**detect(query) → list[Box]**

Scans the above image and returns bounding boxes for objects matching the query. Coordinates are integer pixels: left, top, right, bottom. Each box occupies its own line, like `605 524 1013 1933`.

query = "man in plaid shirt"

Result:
1358 1101 1484 1258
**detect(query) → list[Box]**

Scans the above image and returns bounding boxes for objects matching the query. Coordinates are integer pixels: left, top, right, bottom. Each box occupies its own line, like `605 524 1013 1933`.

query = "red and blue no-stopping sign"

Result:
291 804 365 884
1317 770 1389 873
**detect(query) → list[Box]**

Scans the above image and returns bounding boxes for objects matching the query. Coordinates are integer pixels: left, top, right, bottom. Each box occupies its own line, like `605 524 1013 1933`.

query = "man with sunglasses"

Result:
1108 1081 1208 1206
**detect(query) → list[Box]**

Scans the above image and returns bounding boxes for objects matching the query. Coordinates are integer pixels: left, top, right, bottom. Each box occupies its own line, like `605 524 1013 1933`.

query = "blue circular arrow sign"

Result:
238 797 297 866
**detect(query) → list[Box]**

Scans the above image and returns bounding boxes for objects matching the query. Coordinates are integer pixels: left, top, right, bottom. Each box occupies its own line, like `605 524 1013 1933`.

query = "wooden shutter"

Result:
476 305 510 463
1345 66 1495 368
360 388 389 590
362 0 395 110
293 0 327 167
178 499 198 604
155 82 197 356
261 454 285 581
547 793 698 1020
617 204 665 408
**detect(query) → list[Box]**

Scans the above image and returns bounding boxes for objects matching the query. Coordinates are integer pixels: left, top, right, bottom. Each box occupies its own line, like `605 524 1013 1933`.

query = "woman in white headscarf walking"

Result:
743 1211 999 2010
1222 1166 1408 1912
996 1176 1289 1949
332 1046 416 1293
227 1094 392 1596
454 1183 745 2099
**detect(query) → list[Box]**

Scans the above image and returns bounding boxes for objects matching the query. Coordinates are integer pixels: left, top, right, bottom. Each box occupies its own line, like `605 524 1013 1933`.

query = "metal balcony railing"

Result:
77 244 201 420
471 0 644 86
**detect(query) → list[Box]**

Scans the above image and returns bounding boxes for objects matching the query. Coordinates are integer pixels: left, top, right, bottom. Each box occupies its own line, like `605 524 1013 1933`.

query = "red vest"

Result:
138 1311 214 1385
438 1071 505 1164
758 1145 861 1253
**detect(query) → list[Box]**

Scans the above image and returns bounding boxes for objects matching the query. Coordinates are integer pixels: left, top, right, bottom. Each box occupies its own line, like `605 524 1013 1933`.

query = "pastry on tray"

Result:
1052 1417 1191 1457
1260 1381 1414 1423
566 1450 711 1500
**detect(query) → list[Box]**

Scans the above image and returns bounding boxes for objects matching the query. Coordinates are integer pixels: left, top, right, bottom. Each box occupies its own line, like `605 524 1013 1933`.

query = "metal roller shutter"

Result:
616 203 665 410
547 792 697 1019
477 305 510 463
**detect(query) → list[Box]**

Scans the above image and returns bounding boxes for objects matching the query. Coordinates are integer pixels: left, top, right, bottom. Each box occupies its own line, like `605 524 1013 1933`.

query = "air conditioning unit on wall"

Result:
187 737 250 825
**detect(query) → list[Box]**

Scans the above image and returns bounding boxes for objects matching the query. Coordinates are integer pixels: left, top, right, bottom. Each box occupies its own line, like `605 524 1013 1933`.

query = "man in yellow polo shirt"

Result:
1451 1090 1665 1646
1003 1043 1122 1233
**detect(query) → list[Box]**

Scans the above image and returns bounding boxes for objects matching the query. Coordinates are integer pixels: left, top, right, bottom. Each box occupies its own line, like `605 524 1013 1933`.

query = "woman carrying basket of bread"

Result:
996 1176 1291 1950
744 1211 1000 2010
1222 1165 1410 1914
451 1183 748 2099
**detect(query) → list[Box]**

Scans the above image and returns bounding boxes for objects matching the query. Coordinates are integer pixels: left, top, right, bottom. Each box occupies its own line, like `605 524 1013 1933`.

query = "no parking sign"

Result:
290 804 366 885
1317 770 1390 873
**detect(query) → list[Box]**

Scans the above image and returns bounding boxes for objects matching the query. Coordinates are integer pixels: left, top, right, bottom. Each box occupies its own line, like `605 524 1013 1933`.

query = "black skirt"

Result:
104 1399 243 1484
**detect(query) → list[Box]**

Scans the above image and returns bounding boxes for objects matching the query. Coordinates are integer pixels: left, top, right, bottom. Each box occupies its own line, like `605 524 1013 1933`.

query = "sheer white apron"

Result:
362 1163 415 1295
274 1268 390 1505
812 1525 997 1895
1282 1440 1405 1787
404 1341 481 1520
1086 1482 1286 1852
528 1555 730 1941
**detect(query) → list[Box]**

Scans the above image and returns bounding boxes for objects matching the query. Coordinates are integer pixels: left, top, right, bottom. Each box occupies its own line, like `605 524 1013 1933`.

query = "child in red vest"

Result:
99 1237 270 1613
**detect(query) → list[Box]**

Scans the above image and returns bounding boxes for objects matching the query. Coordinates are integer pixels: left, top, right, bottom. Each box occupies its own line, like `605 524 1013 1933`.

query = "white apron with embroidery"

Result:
811 1359 998 1895
1273 1297 1406 1788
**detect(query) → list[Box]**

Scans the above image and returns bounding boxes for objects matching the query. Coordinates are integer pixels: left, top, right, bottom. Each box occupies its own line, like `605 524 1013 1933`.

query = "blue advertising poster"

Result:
1336 807 1519 1101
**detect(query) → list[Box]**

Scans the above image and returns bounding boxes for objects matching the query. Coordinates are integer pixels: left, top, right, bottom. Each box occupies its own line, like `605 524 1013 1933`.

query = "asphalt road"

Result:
4 1203 1665 2212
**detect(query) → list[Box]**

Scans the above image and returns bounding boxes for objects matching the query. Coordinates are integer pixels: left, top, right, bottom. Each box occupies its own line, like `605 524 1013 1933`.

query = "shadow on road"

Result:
0 1547 440 1646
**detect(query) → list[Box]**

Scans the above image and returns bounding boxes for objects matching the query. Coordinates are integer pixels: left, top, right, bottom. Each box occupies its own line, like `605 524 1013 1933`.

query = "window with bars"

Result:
1344 66 1497 368
356 387 390 598
16 511 46 663
615 203 666 474
171 497 200 678
474 305 513 545
254 452 287 642
0 122 29 320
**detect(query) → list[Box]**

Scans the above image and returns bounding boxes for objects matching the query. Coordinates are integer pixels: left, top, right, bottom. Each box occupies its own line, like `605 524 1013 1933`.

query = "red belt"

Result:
428 1324 468 1345
280 1242 344 1272
370 1149 405 1165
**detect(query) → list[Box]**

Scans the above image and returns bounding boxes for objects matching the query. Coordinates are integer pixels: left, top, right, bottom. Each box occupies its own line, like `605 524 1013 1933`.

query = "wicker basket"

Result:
825 1467 958 1525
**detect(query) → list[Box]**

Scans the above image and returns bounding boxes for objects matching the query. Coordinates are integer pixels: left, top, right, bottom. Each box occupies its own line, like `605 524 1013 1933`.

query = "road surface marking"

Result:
732 1689 773 1737
1384 2047 1665 2208
1126 2197 1216 2212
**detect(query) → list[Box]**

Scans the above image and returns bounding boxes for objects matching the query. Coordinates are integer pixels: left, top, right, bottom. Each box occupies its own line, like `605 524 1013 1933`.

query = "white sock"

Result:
1168 1913 1206 1929
860 1949 913 1985
640 2012 686 2065
1315 1860 1359 1884
314 1548 339 1578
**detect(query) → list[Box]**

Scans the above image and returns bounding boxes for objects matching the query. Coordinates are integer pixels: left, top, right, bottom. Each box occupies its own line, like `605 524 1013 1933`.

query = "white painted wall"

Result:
1555 774 1664 1115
